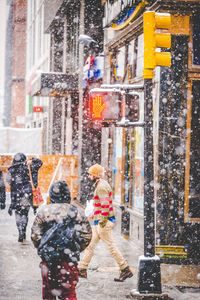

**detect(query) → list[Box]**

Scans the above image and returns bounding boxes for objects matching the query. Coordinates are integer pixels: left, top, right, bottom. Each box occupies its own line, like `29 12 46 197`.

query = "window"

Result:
185 80 200 221
116 46 126 79
112 127 123 204
32 20 36 65
111 47 126 82
128 39 135 79
132 127 144 210
193 15 200 65
37 7 42 59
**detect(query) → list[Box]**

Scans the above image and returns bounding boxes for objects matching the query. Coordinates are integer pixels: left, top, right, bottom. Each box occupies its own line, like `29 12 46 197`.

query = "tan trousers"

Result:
78 220 128 270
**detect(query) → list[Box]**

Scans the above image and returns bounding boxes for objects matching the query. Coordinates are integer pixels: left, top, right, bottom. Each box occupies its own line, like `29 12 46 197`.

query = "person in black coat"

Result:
6 153 43 243
0 168 6 210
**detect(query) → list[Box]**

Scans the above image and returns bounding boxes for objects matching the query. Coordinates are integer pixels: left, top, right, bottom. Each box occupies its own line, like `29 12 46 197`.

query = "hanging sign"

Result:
104 0 146 31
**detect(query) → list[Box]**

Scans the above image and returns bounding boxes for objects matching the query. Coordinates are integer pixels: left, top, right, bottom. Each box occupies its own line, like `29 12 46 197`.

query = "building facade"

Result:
24 0 200 263
102 0 200 263
25 0 51 154
26 0 104 201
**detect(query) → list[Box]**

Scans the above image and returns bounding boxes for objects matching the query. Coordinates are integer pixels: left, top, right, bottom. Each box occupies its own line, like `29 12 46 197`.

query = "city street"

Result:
0 1 200 299
0 195 200 300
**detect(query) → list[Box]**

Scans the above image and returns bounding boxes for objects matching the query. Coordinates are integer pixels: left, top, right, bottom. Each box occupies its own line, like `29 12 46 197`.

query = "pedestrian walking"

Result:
6 153 43 243
31 180 92 300
0 168 6 210
78 163 133 282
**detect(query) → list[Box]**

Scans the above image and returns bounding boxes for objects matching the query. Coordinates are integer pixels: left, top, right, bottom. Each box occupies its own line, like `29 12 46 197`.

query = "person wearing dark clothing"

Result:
31 180 92 300
0 168 6 210
6 153 43 243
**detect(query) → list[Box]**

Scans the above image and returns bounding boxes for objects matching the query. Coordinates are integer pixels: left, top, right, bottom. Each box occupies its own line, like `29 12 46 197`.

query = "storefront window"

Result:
193 16 200 65
124 129 134 204
132 127 144 210
188 81 200 219
113 127 123 204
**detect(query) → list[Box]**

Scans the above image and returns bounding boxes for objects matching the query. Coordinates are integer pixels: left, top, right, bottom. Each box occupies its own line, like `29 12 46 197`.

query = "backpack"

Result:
38 206 81 266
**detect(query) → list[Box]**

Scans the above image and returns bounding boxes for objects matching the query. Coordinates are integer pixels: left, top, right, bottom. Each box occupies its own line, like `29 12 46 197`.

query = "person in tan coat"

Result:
78 164 133 282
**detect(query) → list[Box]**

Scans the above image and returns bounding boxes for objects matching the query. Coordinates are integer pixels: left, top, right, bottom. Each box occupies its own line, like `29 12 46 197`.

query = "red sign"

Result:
33 106 43 112
89 89 121 122
91 96 105 119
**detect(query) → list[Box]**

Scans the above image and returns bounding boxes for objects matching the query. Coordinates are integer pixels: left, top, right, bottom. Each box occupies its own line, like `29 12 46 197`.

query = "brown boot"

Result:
78 268 87 278
114 266 133 282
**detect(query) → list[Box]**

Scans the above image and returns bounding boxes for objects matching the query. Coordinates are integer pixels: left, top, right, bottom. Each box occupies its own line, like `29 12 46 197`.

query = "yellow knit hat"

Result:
88 164 104 178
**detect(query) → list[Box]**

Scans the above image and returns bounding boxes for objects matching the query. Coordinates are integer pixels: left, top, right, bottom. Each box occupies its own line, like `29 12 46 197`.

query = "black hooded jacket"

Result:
6 153 43 208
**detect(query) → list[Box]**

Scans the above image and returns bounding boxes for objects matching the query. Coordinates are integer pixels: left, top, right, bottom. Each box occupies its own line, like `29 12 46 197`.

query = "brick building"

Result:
4 0 27 128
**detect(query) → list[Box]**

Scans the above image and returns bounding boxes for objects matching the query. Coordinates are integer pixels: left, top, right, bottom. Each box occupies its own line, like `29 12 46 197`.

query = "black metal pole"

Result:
132 77 162 295
143 78 155 257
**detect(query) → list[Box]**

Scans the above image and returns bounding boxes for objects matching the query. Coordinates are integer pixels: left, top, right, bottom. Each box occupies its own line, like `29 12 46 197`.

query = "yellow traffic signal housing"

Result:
143 11 171 78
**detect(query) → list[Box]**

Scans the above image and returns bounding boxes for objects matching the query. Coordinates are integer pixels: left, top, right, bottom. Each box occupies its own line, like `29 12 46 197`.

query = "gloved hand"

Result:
8 205 13 216
0 203 5 210
99 220 107 228
33 206 37 215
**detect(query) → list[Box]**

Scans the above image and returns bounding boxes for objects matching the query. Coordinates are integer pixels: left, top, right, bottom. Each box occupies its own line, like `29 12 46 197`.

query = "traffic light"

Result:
89 88 121 122
143 11 171 79
89 88 140 123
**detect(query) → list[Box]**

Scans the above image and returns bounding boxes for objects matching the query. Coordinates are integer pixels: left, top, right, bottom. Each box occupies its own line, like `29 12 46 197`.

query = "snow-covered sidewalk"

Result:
0 196 200 300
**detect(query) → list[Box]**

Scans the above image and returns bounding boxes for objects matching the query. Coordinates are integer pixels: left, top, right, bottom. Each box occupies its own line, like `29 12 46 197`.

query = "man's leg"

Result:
78 225 100 271
99 221 128 270
15 206 30 242
99 221 133 281
57 262 79 300
40 262 56 300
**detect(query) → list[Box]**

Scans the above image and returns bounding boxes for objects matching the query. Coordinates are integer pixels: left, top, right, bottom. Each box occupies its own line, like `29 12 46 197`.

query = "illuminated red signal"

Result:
91 95 106 119
89 88 140 123
89 89 121 122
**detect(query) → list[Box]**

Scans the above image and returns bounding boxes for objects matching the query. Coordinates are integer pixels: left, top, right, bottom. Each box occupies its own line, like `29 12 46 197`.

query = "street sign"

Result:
33 106 43 112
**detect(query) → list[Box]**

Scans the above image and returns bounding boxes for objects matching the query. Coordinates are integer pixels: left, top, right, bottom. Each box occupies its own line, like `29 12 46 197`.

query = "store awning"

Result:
30 72 78 97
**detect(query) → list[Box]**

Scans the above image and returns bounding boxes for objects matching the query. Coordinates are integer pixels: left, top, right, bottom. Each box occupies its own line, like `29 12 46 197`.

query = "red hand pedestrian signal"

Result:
92 96 106 119
89 89 121 122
